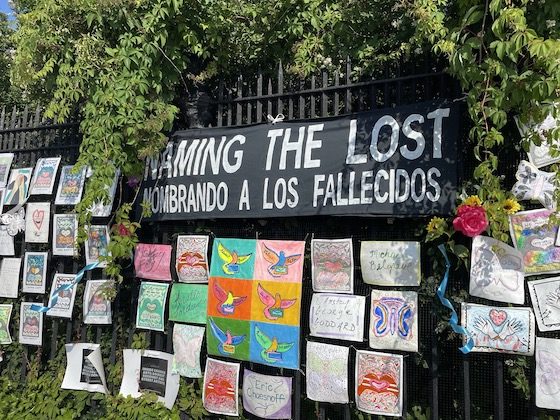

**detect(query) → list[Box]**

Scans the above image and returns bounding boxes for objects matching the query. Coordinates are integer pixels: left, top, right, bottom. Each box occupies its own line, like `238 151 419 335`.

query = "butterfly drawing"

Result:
471 247 521 291
209 318 245 356
538 350 560 395
217 242 252 275
257 283 296 320
174 333 201 369
213 281 247 316
373 297 413 339
254 326 293 363
262 243 301 277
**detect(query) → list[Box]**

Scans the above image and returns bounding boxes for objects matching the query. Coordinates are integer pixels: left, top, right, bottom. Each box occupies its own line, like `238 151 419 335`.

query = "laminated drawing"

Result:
203 357 240 416
83 280 113 324
55 165 86 205
22 252 48 294
175 235 209 283
19 302 43 346
306 341 349 404
85 225 110 268
0 304 13 344
168 283 208 324
30 157 60 195
311 238 354 293
528 276 560 332
25 202 50 243
136 281 168 331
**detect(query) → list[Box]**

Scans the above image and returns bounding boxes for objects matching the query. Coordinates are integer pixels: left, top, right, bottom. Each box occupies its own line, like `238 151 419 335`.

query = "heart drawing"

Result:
489 309 507 326
32 209 45 231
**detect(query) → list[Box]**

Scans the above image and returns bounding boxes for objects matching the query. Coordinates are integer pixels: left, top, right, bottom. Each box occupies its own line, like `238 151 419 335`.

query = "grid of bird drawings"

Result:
207 238 304 369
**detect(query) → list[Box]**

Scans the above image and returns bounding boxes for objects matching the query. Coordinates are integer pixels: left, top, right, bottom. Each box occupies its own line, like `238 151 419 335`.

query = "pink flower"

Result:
117 223 130 237
453 205 488 237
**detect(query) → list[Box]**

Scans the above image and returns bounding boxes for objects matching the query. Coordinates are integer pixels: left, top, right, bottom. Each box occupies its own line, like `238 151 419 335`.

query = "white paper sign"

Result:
120 349 180 410
469 236 525 304
19 302 43 346
30 157 61 195
306 341 349 404
529 276 560 332
25 202 50 243
309 293 365 342
0 225 15 255
47 273 77 318
360 241 420 286
535 337 560 410
61 343 108 394
0 257 21 298
22 252 48 294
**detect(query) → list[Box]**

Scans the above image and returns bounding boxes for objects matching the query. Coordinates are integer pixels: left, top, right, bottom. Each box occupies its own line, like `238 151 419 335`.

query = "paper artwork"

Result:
469 235 525 304
85 225 110 267
360 241 420 286
30 157 61 195
0 225 14 255
19 302 43 345
175 235 209 283
0 257 21 298
306 341 349 404
171 324 204 378
0 304 12 344
529 276 560 332
55 165 86 205
52 214 77 256
509 208 560 275
136 281 168 331
0 153 14 187
207 238 304 369
22 252 48 294
120 349 180 409
370 290 418 352
515 113 560 168
511 160 556 210
243 369 292 419
355 350 403 417
168 283 207 324
203 357 240 416
134 243 172 281
461 303 535 355
83 280 113 324
311 238 353 293
309 293 365 342
4 167 32 206
90 171 118 217
61 343 108 394
47 273 77 318
535 337 560 410
25 202 50 243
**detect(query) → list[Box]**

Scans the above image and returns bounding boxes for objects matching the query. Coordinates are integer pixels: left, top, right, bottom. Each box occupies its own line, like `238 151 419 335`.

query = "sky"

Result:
0 0 13 18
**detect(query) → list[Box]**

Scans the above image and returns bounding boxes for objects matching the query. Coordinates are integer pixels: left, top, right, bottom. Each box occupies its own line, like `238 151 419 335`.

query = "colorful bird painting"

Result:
257 283 296 320
213 281 247 315
262 243 301 277
209 318 246 356
254 325 293 363
217 242 252 275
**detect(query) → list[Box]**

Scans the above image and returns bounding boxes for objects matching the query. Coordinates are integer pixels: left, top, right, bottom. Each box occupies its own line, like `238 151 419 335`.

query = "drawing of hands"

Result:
545 293 560 310
498 319 522 340
473 317 499 339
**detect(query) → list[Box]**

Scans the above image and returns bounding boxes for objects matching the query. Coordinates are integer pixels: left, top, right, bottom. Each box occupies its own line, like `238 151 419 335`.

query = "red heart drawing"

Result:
489 309 507 326
32 209 45 231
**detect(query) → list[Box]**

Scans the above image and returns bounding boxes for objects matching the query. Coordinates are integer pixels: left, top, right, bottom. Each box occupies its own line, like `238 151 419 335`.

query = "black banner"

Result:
140 100 459 220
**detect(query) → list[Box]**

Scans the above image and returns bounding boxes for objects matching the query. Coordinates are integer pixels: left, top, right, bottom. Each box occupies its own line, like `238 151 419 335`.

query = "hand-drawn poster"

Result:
0 153 14 187
52 214 77 256
30 157 61 195
83 280 113 324
370 290 418 352
22 252 48 294
25 202 50 243
469 235 525 304
203 357 240 416
306 341 349 404
85 225 110 267
134 243 172 281
136 281 168 331
515 113 560 168
19 302 43 345
243 369 292 419
0 257 21 298
175 235 209 283
207 238 304 369
0 304 12 344
309 293 365 342
535 337 560 410
168 283 207 324
55 165 86 205
355 350 404 417
4 167 32 206
171 324 204 378
509 208 560 275
311 238 354 293
529 276 560 332
61 343 108 394
120 349 180 409
360 241 421 286
461 303 535 355
47 273 77 318
90 171 118 217
0 225 15 255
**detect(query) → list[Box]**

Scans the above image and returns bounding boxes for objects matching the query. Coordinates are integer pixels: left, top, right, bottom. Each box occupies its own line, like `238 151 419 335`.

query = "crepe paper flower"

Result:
427 216 446 233
463 195 482 206
453 204 488 237
117 223 131 237
502 198 521 215
126 176 140 189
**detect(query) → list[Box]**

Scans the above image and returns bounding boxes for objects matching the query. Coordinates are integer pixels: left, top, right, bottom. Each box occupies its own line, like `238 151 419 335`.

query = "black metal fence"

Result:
0 59 555 420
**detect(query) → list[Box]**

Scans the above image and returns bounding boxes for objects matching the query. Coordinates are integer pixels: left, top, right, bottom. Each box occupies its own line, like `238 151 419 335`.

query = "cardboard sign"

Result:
309 293 365 342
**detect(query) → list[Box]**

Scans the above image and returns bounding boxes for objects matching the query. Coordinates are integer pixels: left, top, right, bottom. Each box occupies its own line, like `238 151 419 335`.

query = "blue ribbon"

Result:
436 244 474 354
31 262 99 313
